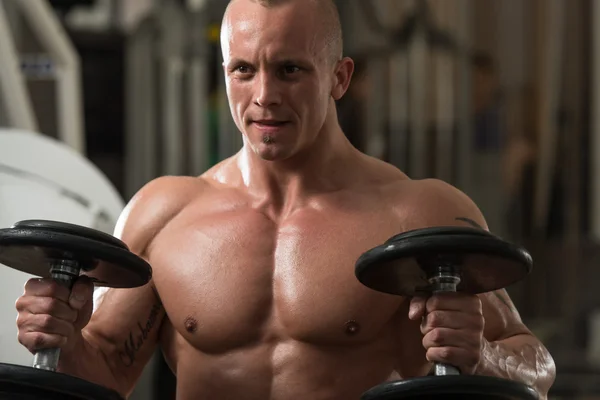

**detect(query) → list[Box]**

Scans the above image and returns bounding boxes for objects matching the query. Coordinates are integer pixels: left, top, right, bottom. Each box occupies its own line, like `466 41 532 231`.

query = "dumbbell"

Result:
0 220 152 400
355 226 539 400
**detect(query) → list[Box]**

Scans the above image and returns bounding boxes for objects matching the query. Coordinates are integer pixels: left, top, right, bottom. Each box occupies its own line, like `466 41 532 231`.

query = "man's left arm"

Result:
476 289 556 398
406 179 556 399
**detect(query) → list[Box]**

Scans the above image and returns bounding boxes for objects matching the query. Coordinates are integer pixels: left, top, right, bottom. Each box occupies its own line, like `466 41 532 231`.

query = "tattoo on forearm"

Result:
455 217 484 230
118 301 163 367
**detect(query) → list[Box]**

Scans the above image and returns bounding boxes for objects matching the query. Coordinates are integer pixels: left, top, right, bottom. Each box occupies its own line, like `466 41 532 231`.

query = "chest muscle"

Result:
151 206 402 353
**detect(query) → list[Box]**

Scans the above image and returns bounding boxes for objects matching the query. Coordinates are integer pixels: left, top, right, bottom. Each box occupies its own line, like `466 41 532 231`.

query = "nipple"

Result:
184 316 198 333
345 320 360 336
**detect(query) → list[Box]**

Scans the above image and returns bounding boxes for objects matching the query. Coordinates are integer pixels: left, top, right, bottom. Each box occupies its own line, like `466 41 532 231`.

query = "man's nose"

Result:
254 73 282 107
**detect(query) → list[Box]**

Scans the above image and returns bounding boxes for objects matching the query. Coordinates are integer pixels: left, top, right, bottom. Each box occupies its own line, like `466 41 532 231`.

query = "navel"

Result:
344 320 361 336
184 316 198 333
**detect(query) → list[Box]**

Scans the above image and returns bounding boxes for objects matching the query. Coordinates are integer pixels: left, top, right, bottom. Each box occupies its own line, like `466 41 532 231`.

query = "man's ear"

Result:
331 57 355 100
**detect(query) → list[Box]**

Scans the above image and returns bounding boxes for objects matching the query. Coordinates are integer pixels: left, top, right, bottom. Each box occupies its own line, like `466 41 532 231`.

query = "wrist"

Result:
474 337 492 376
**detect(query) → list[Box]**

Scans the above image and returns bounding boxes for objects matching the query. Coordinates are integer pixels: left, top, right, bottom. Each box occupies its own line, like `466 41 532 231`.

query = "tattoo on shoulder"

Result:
118 300 163 367
455 217 484 230
493 291 517 313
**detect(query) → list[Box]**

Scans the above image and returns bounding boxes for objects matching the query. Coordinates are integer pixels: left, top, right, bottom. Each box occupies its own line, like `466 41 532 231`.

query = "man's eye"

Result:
283 65 300 74
236 66 251 74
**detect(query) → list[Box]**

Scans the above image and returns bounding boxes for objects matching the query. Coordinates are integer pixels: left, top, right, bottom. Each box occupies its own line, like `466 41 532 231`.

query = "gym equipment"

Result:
356 0 472 188
355 226 539 400
0 219 152 399
125 0 215 199
0 0 85 153
0 128 127 366
0 129 126 230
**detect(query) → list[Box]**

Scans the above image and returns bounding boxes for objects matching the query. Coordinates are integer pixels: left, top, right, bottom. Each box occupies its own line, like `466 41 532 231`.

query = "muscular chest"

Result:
151 206 403 352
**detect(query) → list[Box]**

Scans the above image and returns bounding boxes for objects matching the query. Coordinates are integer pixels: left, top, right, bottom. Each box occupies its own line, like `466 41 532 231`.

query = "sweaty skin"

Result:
15 0 555 399
60 170 553 400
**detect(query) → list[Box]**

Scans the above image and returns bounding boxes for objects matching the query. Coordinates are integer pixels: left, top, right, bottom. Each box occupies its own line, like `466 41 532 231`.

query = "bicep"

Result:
87 176 188 370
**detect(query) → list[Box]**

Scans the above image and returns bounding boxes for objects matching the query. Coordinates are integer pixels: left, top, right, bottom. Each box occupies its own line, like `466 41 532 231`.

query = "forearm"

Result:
56 300 164 398
476 334 556 399
56 331 129 395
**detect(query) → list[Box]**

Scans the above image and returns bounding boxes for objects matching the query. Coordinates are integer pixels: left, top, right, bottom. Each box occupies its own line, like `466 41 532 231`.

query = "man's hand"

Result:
408 292 485 375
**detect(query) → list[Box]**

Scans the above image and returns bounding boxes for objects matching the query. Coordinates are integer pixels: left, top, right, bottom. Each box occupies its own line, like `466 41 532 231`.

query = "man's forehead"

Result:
222 0 324 59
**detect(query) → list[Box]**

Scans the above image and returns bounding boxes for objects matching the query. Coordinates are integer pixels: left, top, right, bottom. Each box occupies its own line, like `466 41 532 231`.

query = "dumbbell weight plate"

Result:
355 226 533 296
0 219 151 288
355 226 538 400
360 375 539 400
0 364 124 400
0 220 152 399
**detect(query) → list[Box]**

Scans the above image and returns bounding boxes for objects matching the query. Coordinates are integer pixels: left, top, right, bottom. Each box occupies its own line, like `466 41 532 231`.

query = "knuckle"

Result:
14 295 31 312
15 299 26 314
438 347 454 361
37 314 55 330
427 311 444 327
17 331 27 346
15 312 29 328
30 333 48 349
430 328 444 345
42 297 61 314
45 281 62 296
427 296 441 310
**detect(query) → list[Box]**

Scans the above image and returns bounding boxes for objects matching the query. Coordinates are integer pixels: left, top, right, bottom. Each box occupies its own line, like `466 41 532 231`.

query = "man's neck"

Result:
235 121 359 215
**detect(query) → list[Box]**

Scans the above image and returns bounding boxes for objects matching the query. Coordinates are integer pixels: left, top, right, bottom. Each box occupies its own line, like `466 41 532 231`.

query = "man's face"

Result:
221 1 337 161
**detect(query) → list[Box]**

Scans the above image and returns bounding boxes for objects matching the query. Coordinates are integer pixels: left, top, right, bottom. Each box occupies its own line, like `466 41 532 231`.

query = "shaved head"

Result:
223 0 343 65
220 0 354 162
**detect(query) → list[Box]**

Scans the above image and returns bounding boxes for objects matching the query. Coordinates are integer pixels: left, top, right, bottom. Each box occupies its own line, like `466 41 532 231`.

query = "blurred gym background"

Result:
0 0 598 398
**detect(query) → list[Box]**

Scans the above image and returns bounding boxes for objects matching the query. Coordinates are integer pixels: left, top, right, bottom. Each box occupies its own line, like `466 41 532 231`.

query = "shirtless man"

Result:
14 0 556 399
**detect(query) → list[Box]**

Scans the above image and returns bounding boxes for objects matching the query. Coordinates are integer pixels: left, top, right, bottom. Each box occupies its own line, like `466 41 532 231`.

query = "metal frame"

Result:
408 25 428 179
187 7 210 175
0 0 38 132
455 0 473 193
532 0 565 233
387 51 408 171
12 0 85 154
124 15 158 198
592 0 600 240
124 0 215 196
157 0 186 176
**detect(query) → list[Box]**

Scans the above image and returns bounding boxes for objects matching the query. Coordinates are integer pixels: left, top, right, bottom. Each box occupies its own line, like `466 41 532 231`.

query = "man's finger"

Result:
23 278 70 303
421 310 484 335
426 292 482 313
408 296 427 320
425 346 479 373
422 327 480 350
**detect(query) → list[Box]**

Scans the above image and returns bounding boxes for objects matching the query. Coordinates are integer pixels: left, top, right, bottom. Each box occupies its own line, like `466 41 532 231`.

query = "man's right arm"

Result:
16 176 200 397
55 279 165 397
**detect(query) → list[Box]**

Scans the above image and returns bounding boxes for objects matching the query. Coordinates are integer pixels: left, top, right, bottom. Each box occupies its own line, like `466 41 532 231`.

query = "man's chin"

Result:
253 143 294 162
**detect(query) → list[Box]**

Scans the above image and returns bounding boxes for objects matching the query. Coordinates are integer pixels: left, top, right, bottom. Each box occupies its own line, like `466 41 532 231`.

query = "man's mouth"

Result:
253 120 288 126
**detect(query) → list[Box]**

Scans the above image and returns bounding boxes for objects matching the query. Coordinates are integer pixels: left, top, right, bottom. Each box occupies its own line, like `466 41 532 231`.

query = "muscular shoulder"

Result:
114 176 210 256
386 178 489 231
